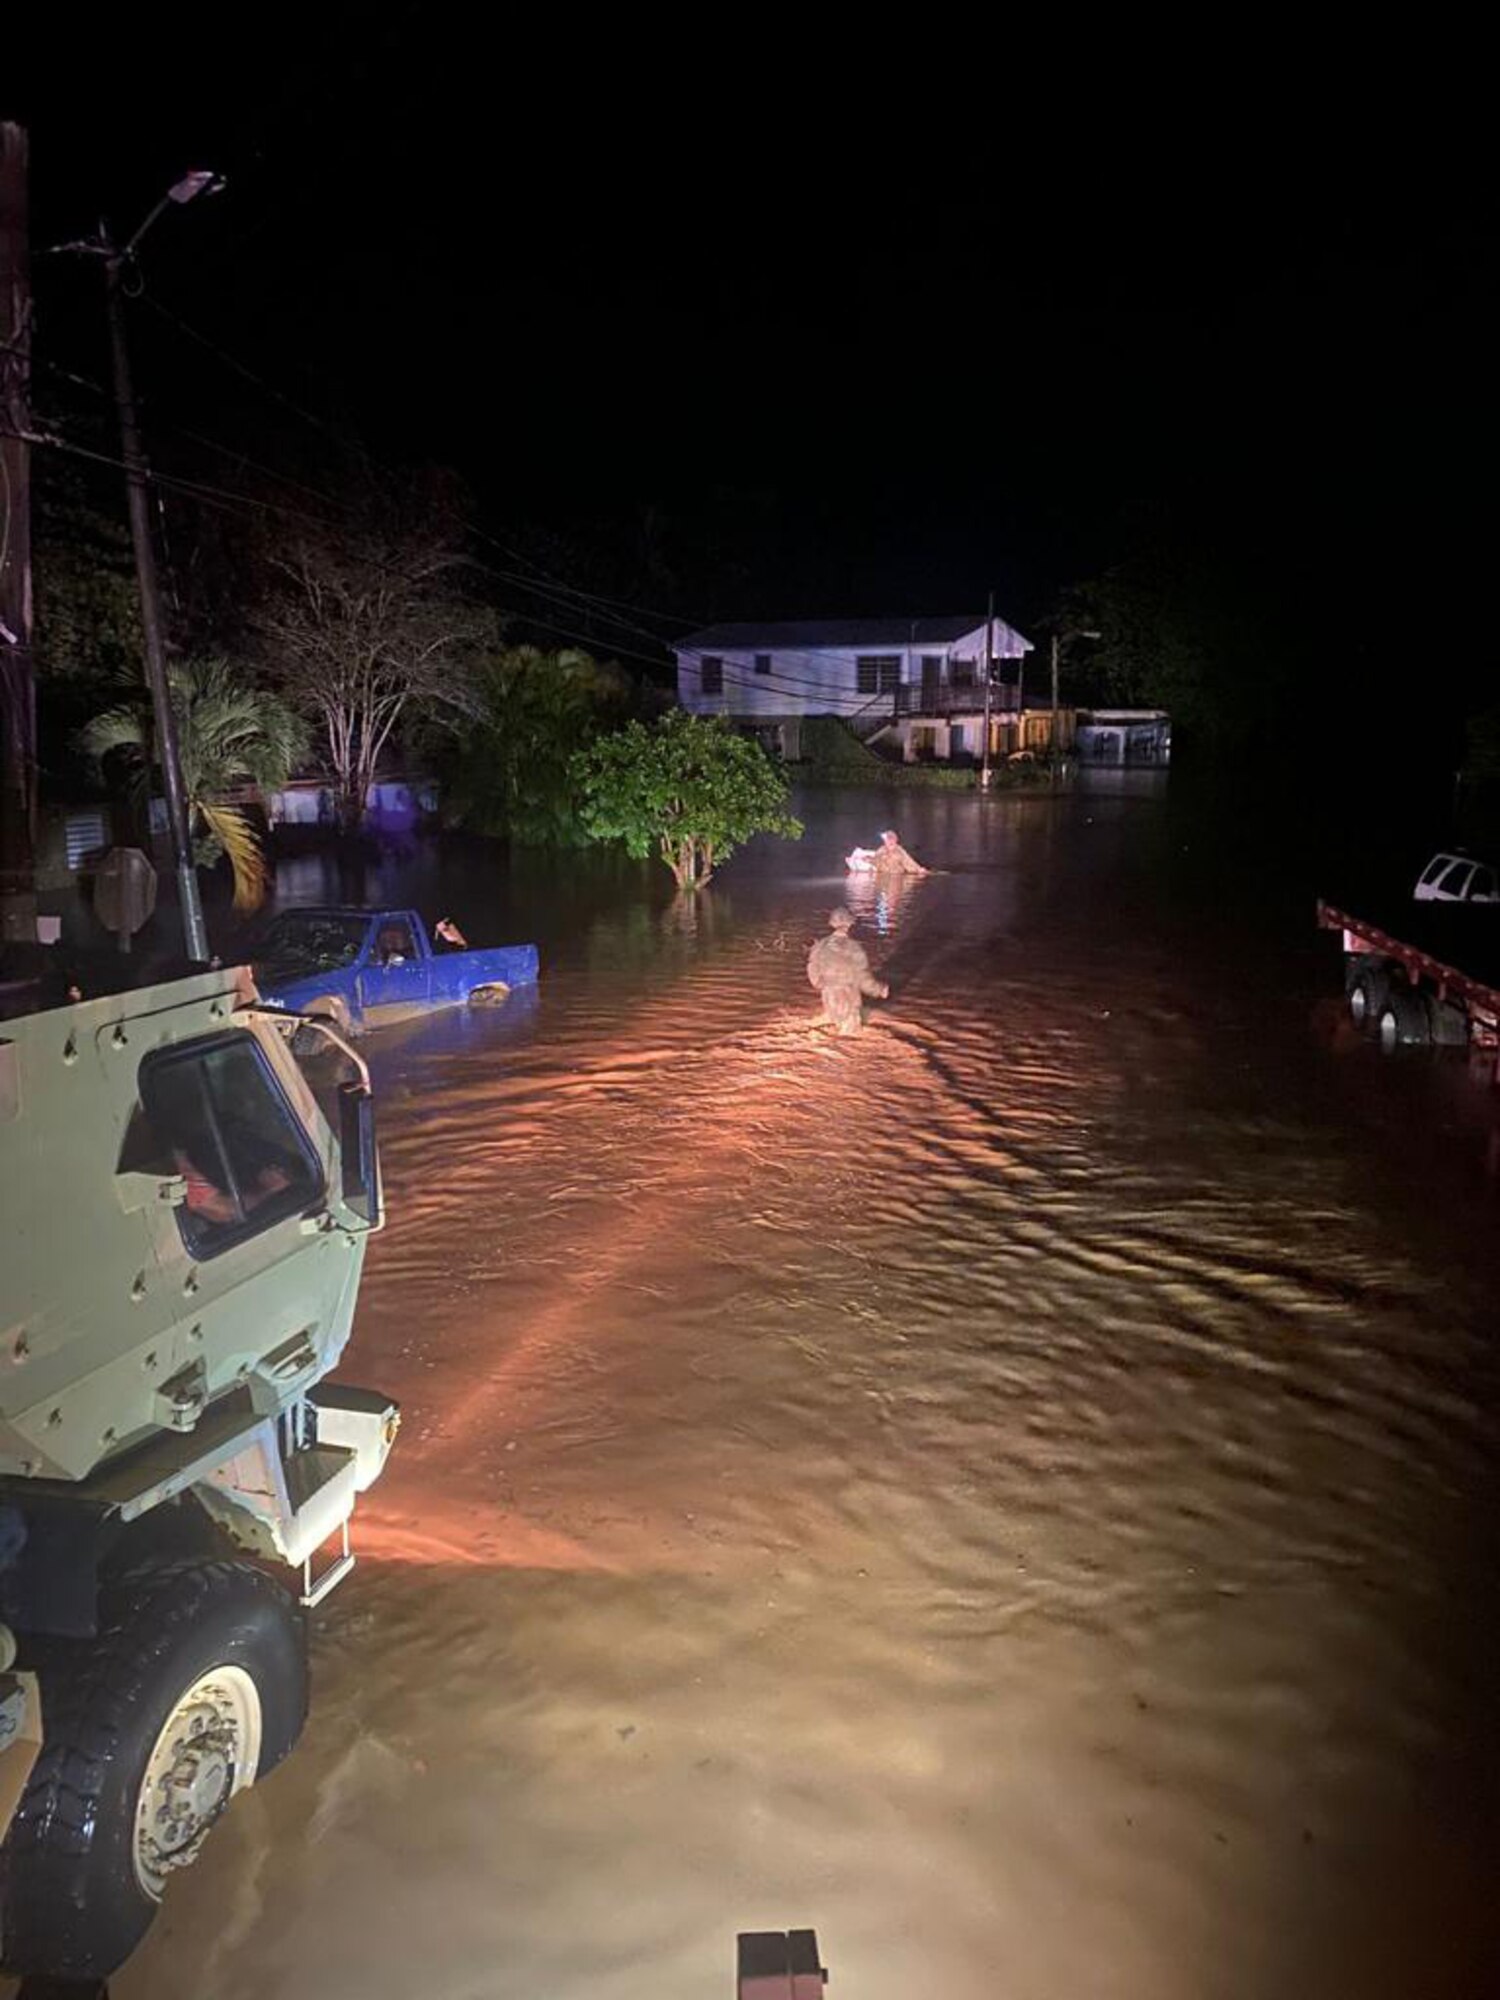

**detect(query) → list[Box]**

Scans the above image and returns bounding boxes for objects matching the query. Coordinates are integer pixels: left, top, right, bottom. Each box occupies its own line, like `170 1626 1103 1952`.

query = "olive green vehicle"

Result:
0 966 398 1982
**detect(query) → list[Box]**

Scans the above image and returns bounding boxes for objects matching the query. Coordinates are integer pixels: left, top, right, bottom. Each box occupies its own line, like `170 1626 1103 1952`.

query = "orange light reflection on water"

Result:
350 966 917 1575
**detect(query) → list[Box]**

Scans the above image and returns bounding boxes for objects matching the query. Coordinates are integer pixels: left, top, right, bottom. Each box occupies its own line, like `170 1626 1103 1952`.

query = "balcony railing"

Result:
893 679 1023 717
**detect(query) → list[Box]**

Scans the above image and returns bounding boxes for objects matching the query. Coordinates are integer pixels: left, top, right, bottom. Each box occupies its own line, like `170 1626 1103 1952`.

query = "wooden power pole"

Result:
980 589 995 789
0 121 36 944
101 237 209 961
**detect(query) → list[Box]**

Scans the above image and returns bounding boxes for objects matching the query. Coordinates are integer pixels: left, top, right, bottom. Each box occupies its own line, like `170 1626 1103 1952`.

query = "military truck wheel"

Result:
0 1560 306 1983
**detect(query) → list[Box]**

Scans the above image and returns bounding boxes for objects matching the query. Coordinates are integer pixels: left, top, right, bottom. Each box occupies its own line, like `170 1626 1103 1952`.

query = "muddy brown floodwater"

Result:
105 779 1500 1999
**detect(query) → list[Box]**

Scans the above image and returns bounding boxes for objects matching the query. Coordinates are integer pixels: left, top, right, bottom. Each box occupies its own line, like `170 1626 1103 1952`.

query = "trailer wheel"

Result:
1347 961 1391 1028
1377 986 1432 1054
0 1560 306 1983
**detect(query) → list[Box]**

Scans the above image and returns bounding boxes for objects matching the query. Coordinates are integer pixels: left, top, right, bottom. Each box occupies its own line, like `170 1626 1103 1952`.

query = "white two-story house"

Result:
673 615 1034 763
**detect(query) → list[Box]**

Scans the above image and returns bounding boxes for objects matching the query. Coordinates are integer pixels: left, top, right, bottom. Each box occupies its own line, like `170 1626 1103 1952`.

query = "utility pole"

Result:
1051 630 1061 747
100 233 209 961
980 589 995 790
1048 626 1098 781
0 122 36 945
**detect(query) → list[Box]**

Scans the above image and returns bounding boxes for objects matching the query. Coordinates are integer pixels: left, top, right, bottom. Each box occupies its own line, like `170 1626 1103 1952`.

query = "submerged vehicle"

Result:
255 905 539 1035
0 965 397 1982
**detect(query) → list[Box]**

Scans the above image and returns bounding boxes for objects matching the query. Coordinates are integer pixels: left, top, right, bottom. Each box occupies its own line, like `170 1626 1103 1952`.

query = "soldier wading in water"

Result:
807 908 888 1036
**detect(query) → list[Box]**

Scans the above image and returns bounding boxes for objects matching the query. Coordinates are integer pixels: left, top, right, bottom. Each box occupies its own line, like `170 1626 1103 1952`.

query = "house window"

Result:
950 724 966 755
700 657 723 696
855 655 901 696
952 657 975 689
754 654 772 676
135 1032 323 1262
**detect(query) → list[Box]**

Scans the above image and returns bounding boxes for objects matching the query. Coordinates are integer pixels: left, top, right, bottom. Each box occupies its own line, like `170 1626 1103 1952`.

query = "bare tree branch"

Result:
258 528 489 832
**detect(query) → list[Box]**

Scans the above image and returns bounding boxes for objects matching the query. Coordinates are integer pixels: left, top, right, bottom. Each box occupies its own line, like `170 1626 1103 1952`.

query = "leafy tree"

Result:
443 645 628 845
257 529 487 833
82 658 309 910
31 455 142 697
1055 560 1200 710
571 710 801 891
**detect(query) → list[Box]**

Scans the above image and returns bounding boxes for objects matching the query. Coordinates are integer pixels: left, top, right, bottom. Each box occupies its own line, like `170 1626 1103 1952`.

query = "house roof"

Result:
676 616 1030 653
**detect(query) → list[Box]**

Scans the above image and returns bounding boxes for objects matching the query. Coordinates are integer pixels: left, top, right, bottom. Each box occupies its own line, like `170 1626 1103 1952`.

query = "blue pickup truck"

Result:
254 906 538 1034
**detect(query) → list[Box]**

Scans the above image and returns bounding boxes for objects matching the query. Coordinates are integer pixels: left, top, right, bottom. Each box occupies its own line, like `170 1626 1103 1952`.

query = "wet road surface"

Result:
109 780 1500 1998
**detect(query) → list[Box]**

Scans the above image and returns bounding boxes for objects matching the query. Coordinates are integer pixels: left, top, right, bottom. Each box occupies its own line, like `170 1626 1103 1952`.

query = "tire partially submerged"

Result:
1346 959 1391 1028
1376 984 1433 1054
0 1559 306 1982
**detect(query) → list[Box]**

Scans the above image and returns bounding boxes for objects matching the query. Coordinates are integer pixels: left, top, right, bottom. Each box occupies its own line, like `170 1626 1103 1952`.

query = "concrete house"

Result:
673 615 1036 764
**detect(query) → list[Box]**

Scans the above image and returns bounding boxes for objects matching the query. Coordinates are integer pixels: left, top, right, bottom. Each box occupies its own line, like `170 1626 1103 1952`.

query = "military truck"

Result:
0 965 398 1982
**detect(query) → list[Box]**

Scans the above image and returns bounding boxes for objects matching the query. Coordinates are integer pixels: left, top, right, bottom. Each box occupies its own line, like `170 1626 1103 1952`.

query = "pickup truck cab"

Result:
1413 852 1500 904
255 906 538 1035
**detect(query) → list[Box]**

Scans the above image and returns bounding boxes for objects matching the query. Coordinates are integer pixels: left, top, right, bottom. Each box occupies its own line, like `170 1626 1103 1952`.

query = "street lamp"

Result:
57 170 223 962
123 171 225 259
1049 626 1101 780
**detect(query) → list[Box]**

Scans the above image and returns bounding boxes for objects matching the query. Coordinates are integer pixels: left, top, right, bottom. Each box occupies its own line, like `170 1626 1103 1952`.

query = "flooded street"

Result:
114 781 1500 1999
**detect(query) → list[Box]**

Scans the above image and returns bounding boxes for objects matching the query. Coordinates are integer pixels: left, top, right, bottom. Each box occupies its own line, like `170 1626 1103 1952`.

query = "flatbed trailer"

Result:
1318 898 1500 1080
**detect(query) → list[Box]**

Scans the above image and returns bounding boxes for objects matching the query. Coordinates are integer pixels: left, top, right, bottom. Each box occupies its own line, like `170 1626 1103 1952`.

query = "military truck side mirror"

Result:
337 1080 382 1229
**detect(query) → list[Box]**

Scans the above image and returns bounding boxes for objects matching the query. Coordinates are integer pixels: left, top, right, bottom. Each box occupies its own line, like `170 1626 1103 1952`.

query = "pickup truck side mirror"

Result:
337 1080 382 1229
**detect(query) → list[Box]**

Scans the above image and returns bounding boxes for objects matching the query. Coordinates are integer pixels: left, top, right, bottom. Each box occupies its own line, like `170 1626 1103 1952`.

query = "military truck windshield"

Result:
138 1032 322 1258
258 912 369 978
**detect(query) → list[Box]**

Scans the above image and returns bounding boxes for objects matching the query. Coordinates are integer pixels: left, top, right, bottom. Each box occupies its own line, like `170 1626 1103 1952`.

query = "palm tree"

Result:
83 658 310 910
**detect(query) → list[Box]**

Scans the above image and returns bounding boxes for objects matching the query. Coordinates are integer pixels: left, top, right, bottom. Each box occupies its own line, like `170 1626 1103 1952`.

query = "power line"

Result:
135 298 708 638
134 301 694 654
21 312 974 709
129 298 966 701
7 420 679 674
20 347 711 672
16 417 914 705
141 293 382 474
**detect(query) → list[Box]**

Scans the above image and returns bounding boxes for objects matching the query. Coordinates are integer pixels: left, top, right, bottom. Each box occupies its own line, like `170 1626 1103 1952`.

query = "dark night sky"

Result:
8 19 1495 712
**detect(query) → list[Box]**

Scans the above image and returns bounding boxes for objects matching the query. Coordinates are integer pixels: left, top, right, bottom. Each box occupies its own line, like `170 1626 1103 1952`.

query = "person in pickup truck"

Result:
433 917 469 950
376 924 412 967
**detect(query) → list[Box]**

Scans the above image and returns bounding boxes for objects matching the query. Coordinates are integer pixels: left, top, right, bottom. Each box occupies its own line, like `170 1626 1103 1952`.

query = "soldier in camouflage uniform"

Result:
871 828 928 879
807 908 888 1036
